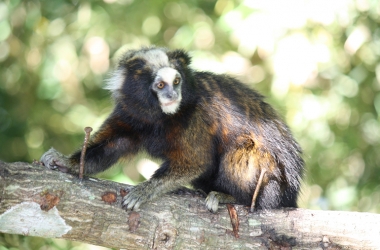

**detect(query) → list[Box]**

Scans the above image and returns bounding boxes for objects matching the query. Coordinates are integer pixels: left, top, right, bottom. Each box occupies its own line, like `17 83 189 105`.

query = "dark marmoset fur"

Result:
40 47 304 212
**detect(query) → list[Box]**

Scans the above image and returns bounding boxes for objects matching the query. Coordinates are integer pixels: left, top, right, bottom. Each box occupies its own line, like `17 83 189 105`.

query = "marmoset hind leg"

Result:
205 137 283 212
204 169 267 213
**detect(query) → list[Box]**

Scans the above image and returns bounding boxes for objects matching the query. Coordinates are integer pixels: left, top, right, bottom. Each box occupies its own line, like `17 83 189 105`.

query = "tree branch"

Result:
1 161 379 249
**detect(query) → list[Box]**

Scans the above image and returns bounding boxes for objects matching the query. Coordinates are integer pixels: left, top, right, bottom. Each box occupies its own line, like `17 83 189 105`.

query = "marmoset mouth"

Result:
161 100 179 106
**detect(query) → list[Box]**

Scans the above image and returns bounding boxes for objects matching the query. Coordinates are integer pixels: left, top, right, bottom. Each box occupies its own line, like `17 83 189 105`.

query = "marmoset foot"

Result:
40 148 74 173
205 191 236 213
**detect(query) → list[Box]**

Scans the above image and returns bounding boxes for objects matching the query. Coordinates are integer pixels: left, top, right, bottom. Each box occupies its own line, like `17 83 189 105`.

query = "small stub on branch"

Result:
128 211 141 232
39 191 61 211
226 204 239 238
101 191 117 204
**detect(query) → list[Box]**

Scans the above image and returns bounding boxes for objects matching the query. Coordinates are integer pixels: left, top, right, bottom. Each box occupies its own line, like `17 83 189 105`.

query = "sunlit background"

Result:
1 0 380 248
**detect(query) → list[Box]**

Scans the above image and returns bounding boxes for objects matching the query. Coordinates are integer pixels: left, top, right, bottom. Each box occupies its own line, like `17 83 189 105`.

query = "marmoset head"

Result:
105 47 192 116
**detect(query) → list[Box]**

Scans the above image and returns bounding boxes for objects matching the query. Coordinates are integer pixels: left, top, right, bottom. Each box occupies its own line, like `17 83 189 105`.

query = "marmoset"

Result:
40 47 304 212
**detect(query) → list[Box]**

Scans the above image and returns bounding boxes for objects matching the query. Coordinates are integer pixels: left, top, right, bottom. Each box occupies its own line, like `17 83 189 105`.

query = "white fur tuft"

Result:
138 49 170 70
155 67 178 84
104 69 125 99
159 95 182 114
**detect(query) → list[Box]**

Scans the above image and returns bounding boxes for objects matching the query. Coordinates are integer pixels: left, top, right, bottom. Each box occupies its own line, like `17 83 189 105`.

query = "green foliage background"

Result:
1 0 380 248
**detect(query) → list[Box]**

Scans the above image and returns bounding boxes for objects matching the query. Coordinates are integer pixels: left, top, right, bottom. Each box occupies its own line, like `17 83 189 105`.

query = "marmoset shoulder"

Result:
40 47 304 212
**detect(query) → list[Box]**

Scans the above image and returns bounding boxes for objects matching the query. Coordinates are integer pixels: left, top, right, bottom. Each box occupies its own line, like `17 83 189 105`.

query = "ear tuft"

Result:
104 69 125 100
168 49 191 67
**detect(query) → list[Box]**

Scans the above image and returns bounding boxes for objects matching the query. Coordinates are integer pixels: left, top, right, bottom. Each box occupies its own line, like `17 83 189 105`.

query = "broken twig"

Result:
250 169 266 212
79 126 93 180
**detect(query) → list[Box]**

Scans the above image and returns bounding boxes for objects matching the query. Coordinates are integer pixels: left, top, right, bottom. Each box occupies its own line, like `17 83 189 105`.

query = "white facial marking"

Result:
155 67 182 115
138 49 170 70
160 96 182 114
104 69 125 99
156 67 178 85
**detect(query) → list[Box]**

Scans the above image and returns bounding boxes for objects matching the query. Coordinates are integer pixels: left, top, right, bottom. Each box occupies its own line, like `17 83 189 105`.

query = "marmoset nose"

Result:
166 91 178 99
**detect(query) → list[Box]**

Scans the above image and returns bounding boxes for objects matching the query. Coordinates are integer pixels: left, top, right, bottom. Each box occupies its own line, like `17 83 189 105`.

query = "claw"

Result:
40 148 72 173
205 191 219 213
124 198 138 211
121 184 153 211
48 162 58 169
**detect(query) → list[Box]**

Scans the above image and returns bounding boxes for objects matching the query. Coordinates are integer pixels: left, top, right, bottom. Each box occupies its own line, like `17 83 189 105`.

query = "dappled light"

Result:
1 0 380 218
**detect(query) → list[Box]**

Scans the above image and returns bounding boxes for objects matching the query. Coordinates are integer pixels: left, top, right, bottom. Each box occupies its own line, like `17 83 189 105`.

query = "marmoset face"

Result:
151 66 182 114
105 48 184 115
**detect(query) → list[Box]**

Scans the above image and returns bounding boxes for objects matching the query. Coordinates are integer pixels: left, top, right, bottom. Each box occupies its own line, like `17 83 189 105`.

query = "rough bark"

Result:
0 161 379 249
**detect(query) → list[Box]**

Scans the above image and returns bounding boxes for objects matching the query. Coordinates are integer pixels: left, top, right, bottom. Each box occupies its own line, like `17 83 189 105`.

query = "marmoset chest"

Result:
140 116 211 162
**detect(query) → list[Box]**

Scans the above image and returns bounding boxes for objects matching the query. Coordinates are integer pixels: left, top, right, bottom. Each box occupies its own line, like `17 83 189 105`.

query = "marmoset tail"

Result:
40 47 304 212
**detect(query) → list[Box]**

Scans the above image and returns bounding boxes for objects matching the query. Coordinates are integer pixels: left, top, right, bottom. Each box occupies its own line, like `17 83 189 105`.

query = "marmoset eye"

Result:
173 77 180 85
157 81 165 89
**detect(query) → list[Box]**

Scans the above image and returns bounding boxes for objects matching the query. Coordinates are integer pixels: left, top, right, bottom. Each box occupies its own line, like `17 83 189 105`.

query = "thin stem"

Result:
79 127 93 180
250 169 266 212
